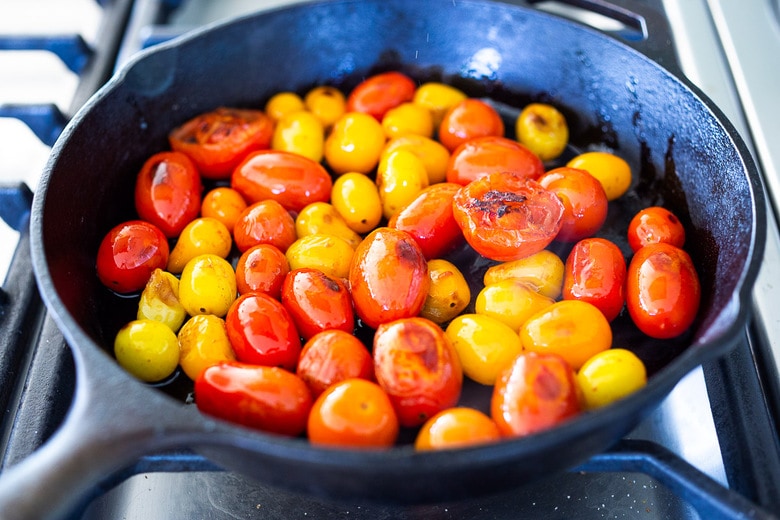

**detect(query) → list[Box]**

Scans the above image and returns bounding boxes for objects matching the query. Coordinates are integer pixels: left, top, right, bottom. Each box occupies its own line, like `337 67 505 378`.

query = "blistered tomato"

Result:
381 134 451 185
446 136 544 186
136 268 187 332
563 237 627 322
167 217 232 274
576 348 647 410
627 206 686 252
285 234 354 280
330 172 383 234
515 103 569 161
567 151 632 201
438 98 504 152
296 330 374 398
178 254 237 318
233 199 297 253
201 187 247 234
178 314 236 381
419 259 471 324
114 319 180 383
234 244 290 298
415 407 501 451
295 202 362 250
537 166 608 242
324 112 386 175
346 71 416 121
281 268 355 340
483 249 565 300
96 220 169 294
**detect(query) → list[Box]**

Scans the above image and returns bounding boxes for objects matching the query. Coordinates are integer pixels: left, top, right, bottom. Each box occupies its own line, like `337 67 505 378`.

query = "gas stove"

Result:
1 1 779 518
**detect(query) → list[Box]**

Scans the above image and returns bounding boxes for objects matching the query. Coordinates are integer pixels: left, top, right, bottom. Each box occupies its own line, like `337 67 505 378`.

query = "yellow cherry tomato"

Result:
137 268 187 332
331 172 383 234
475 279 555 331
381 134 451 185
295 201 363 249
285 233 355 279
324 112 386 175
567 151 632 201
376 149 429 220
420 259 471 324
576 348 647 409
114 319 179 382
177 314 236 381
483 249 565 300
167 217 233 274
520 300 612 371
178 254 237 318
381 102 434 140
271 110 325 162
304 85 347 128
201 186 247 233
265 91 305 121
412 82 467 127
445 313 523 385
515 102 569 161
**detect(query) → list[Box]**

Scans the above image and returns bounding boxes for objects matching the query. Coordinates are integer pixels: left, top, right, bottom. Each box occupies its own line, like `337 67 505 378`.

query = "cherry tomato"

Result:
412 82 467 127
627 206 686 252
491 352 580 437
235 244 290 298
201 186 248 234
195 361 312 437
381 102 434 140
382 134 451 185
388 182 463 260
438 98 504 152
576 348 647 410
96 220 169 294
134 151 202 238
304 85 346 128
226 292 302 371
346 71 417 121
483 249 565 300
114 319 179 383
296 330 374 398
264 91 305 122
169 107 274 180
451 172 564 262
415 407 501 451
233 199 297 253
515 103 569 161
349 227 430 329
231 150 333 213
567 151 632 201
178 314 236 381
307 378 399 448
420 259 471 325
324 111 386 175
626 242 700 339
537 166 608 242
373 317 462 427
446 136 544 186
281 268 355 341
563 237 627 322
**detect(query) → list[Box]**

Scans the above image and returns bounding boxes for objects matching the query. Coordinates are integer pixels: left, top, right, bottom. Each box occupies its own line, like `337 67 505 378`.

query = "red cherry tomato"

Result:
226 292 302 370
438 98 504 152
491 352 580 438
387 182 463 260
626 242 701 339
233 199 297 253
231 150 333 213
563 238 627 322
296 330 374 398
346 71 416 121
96 220 169 294
281 268 355 341
195 361 312 436
627 206 686 252
537 166 608 243
373 317 463 427
446 136 544 186
349 227 430 329
451 172 564 262
134 151 202 238
235 244 290 298
169 107 274 180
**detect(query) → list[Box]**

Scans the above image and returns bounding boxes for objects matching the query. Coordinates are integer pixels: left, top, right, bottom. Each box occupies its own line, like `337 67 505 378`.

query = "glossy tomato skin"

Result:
537 167 608 243
452 172 564 262
232 150 333 213
96 220 169 294
563 237 627 322
134 151 202 238
446 136 544 186
388 182 463 260
627 206 686 252
233 199 297 253
235 244 290 298
626 243 701 339
349 227 430 329
438 99 504 152
296 330 374 398
281 268 355 340
373 317 463 427
169 107 274 180
346 71 416 121
491 352 581 438
195 361 312 436
225 292 302 370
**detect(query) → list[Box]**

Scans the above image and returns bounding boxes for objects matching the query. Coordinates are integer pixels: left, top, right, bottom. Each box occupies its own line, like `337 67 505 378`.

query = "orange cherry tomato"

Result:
96 220 169 294
626 242 701 339
280 268 355 341
348 227 430 329
233 199 296 253
225 292 302 371
446 136 544 186
169 107 274 180
537 167 608 243
438 98 504 152
415 407 501 451
387 182 463 260
235 244 290 298
563 237 627 322
195 361 312 437
201 187 248 234
627 206 686 252
134 151 202 238
307 378 399 448
373 317 463 427
346 71 416 121
452 172 564 262
231 150 333 213
296 330 374 398
491 352 580 438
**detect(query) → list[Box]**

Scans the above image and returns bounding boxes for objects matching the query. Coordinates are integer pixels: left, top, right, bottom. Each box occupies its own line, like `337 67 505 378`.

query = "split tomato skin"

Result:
346 71 416 121
134 151 202 238
280 268 355 341
626 243 701 339
446 136 544 186
563 237 627 322
96 220 169 294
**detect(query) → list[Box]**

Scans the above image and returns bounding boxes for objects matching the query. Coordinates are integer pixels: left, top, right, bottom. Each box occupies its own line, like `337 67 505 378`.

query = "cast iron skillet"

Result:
0 0 766 518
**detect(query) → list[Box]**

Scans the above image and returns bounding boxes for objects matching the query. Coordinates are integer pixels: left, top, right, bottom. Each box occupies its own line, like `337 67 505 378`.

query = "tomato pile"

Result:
96 70 701 450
